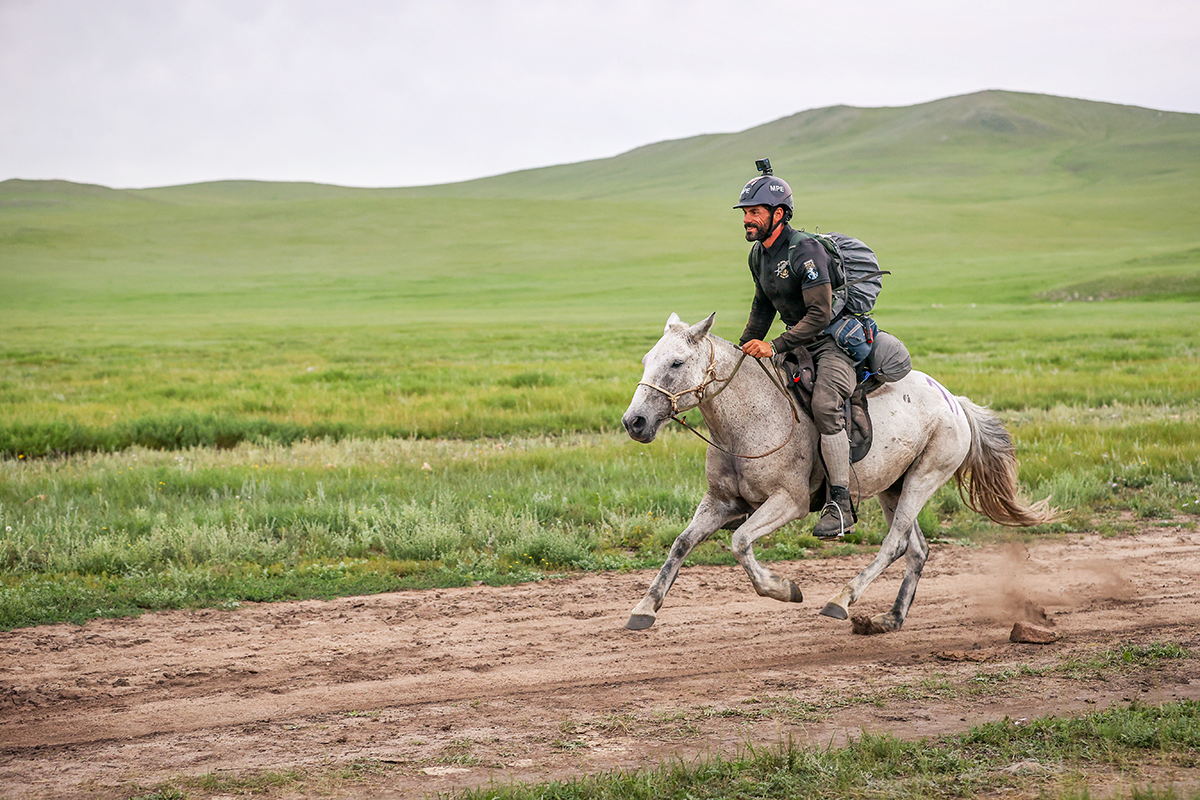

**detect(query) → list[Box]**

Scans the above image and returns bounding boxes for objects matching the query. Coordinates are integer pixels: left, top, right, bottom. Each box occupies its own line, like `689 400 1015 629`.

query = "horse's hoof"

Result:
851 613 899 635
820 602 848 620
625 614 656 631
788 581 804 603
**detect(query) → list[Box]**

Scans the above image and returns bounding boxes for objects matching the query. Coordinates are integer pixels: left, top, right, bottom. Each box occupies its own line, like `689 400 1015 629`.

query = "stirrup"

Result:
813 494 855 540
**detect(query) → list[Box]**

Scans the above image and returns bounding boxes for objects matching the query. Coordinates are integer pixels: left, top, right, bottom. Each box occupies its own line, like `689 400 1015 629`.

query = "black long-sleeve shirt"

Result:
738 225 835 353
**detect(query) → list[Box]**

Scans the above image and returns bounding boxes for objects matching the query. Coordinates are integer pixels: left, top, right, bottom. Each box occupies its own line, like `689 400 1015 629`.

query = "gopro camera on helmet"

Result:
755 157 772 175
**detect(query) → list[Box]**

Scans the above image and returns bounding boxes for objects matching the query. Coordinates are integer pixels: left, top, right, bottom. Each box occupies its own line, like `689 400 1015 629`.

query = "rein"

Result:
637 337 801 460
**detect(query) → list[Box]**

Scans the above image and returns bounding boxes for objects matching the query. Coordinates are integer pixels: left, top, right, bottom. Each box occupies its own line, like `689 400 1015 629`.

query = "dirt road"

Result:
2 527 1198 799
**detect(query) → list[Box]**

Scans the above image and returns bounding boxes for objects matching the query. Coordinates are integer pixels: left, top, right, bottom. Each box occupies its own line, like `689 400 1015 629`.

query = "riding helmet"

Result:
733 174 794 212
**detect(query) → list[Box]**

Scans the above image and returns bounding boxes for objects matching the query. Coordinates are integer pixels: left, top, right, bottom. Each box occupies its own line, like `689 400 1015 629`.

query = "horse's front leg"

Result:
625 493 740 630
730 492 806 603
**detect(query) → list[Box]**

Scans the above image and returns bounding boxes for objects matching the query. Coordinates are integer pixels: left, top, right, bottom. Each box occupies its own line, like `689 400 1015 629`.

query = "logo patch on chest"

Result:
774 260 790 279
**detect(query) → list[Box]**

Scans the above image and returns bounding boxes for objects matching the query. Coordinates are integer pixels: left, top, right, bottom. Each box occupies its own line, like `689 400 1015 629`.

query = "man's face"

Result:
742 206 776 242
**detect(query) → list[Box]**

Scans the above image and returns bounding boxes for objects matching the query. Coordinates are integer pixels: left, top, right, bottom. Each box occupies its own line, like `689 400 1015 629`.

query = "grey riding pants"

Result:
808 335 857 436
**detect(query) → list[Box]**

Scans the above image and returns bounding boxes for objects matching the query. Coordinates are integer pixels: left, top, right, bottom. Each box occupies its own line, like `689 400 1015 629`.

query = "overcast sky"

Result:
2 0 1197 189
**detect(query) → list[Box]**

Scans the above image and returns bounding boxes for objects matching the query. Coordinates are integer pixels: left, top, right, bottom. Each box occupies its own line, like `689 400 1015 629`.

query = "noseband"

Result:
636 337 799 459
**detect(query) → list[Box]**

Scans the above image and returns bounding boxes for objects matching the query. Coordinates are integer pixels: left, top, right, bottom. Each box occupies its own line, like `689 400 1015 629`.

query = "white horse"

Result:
621 313 1056 634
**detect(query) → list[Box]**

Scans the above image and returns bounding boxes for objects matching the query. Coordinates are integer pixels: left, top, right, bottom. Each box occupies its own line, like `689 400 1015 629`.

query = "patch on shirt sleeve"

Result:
803 259 818 280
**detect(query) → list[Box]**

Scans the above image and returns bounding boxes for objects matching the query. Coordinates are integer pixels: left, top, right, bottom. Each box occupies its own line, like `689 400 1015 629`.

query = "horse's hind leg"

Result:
848 491 930 635
881 515 930 630
730 492 806 604
820 490 908 622
820 479 932 632
626 493 741 630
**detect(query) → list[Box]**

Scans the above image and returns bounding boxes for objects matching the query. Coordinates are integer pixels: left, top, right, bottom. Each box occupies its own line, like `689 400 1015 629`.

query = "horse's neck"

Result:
700 338 792 436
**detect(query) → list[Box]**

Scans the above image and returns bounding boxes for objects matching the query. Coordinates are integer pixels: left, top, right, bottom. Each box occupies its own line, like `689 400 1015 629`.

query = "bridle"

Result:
637 337 735 417
636 337 800 459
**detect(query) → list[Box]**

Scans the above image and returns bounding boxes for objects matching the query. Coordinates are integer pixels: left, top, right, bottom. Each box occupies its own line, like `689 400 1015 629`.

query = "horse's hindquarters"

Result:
850 375 972 496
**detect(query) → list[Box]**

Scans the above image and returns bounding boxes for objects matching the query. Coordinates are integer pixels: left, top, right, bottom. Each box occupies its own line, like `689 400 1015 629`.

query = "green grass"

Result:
1 90 1198 628
1 410 1196 630
0 432 794 629
101 698 1200 799
446 701 1200 800
1 306 1195 457
1060 642 1196 681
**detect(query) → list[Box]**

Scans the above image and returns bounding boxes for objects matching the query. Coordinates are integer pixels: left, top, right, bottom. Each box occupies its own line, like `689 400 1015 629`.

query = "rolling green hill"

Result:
1 90 1197 450
3 90 1197 337
419 90 1200 200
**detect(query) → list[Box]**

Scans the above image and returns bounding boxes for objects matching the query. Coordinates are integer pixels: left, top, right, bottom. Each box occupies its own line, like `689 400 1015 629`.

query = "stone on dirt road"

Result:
1010 620 1058 644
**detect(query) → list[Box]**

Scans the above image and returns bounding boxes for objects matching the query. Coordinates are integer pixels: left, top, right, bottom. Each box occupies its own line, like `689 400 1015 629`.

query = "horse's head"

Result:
622 312 716 443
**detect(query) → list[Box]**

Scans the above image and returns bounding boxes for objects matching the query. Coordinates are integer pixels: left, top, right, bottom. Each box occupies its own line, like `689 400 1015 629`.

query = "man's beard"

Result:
744 223 768 242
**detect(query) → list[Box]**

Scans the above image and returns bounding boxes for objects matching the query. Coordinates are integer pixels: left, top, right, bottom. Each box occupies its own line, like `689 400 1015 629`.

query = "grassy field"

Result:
1 90 1198 629
448 698 1200 800
106 696 1200 799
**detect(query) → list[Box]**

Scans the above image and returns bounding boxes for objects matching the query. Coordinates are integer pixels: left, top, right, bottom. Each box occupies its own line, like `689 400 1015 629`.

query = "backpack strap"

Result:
788 229 846 283
783 228 811 256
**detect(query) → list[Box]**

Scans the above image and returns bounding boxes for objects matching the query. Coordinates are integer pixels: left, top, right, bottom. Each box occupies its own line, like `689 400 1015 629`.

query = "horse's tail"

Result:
954 397 1060 527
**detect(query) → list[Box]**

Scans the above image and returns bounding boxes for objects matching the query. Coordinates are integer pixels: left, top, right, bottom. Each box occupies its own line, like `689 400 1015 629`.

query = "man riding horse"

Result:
735 160 857 539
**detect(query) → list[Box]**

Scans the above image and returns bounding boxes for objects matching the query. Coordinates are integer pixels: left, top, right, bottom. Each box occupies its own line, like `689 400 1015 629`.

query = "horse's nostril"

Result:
624 414 646 434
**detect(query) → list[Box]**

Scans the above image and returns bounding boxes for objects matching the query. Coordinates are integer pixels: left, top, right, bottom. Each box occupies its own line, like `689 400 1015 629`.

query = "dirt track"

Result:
2 527 1199 799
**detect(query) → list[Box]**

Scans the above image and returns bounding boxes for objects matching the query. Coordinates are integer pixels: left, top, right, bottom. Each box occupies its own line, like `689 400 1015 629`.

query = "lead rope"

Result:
641 340 800 460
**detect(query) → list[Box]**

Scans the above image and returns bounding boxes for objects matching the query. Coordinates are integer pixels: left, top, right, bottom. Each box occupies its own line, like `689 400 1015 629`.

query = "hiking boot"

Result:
813 485 856 540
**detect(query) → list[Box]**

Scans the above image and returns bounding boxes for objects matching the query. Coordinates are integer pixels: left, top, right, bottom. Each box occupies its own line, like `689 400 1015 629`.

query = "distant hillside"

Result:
403 90 1200 201
3 90 1196 207
2 90 1197 326
0 178 140 206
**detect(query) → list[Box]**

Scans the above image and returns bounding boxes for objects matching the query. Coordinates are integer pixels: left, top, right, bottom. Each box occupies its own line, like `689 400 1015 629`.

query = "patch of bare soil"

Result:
2 528 1199 799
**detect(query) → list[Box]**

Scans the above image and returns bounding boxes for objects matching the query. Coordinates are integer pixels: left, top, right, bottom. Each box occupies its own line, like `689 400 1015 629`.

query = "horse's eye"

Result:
670 360 684 369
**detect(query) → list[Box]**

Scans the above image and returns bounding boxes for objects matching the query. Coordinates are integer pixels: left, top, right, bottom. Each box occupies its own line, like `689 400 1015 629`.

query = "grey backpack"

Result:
792 230 889 317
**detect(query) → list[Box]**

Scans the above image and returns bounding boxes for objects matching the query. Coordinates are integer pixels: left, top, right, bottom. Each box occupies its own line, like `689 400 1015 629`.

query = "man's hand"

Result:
741 339 774 359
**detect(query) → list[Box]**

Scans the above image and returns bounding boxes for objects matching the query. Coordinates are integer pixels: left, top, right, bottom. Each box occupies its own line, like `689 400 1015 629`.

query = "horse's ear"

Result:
686 313 716 342
664 312 685 334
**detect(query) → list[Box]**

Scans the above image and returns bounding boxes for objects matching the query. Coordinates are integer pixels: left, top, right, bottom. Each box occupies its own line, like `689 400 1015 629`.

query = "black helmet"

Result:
733 174 793 211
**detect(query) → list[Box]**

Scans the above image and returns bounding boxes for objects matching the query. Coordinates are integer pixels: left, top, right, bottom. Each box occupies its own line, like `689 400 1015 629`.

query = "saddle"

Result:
719 348 883 531
774 349 876 464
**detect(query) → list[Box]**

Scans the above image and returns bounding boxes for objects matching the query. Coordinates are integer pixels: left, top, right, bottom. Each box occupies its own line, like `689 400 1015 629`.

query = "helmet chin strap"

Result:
762 207 785 242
